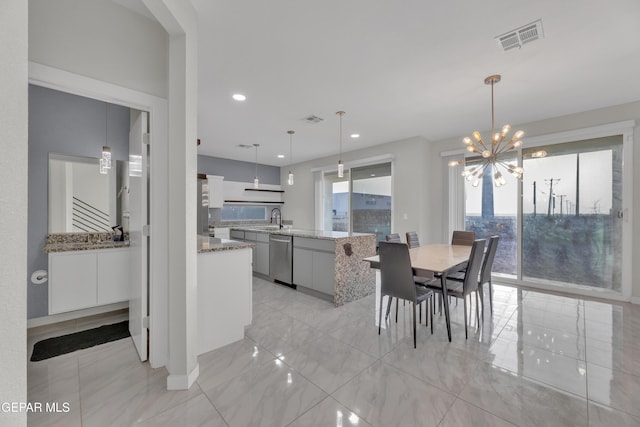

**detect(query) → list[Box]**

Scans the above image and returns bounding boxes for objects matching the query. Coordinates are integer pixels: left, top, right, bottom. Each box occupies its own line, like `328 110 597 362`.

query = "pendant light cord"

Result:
339 113 343 159
289 132 293 165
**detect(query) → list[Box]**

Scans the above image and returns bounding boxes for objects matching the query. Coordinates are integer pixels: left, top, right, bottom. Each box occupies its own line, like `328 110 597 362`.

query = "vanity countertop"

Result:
43 232 129 253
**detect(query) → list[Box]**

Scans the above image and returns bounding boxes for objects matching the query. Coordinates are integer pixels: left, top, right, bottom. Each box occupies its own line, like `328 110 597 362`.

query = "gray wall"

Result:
28 85 130 319
198 155 280 185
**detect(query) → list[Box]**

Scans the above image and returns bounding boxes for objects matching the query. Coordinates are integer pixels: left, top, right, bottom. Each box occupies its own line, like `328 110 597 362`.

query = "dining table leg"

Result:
440 272 452 342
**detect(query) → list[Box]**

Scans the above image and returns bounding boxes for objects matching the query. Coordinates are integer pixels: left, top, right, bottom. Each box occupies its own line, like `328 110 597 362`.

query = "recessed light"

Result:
370 173 376 177
277 154 285 158
350 134 360 138
232 94 246 101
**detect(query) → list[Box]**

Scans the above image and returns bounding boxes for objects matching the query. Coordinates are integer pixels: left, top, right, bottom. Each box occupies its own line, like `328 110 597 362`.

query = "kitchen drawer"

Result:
293 237 335 253
230 230 245 240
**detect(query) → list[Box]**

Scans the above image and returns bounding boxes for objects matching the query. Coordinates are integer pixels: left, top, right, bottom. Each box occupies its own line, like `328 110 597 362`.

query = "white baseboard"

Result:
167 363 200 390
27 302 129 329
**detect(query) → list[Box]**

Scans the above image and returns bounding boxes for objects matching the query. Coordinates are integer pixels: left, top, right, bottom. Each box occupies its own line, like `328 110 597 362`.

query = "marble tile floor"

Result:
26 277 640 426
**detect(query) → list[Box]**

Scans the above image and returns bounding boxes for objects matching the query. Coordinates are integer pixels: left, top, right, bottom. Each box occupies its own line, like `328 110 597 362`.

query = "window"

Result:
323 171 350 232
351 163 392 241
322 162 392 241
221 205 267 221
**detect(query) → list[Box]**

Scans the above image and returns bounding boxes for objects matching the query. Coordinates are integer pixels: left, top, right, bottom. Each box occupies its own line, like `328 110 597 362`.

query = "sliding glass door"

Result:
459 131 629 296
521 136 623 292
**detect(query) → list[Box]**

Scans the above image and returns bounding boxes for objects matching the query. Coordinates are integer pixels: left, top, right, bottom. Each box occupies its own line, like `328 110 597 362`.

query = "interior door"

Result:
128 110 149 361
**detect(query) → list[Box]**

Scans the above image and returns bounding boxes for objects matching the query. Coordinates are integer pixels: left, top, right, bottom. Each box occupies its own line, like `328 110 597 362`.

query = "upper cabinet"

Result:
207 175 224 208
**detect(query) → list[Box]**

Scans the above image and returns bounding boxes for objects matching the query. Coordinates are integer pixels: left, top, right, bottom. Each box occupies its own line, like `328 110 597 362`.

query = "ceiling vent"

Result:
303 115 324 124
496 19 543 51
236 144 253 149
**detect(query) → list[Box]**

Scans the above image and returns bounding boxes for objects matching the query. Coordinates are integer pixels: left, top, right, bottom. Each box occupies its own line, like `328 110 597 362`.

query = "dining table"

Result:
363 243 472 342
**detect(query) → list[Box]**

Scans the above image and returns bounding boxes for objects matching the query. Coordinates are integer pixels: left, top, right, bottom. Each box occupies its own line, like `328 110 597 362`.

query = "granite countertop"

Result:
43 240 130 253
197 236 255 253
43 231 130 253
230 226 375 241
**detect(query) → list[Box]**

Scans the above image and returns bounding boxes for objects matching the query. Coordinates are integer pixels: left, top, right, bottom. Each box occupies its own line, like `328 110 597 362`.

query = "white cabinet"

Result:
97 249 131 305
49 248 131 314
293 237 336 296
49 252 97 314
213 227 230 239
293 247 313 288
244 231 269 276
312 251 336 295
207 175 224 208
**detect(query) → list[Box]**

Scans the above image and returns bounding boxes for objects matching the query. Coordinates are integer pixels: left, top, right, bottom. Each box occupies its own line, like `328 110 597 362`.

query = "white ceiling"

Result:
187 1 640 165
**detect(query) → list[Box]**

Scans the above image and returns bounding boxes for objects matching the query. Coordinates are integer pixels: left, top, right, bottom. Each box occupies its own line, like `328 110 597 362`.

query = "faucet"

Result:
270 208 282 229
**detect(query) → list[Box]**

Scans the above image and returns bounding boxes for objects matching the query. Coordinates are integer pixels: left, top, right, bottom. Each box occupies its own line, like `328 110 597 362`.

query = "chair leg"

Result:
489 281 494 314
412 302 417 349
385 296 393 320
419 302 422 323
475 291 480 328
478 285 485 323
378 294 384 335
464 295 468 339
396 298 399 323
430 296 434 334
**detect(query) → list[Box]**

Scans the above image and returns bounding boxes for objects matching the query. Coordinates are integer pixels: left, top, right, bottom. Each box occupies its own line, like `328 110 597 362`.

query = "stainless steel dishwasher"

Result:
269 234 293 285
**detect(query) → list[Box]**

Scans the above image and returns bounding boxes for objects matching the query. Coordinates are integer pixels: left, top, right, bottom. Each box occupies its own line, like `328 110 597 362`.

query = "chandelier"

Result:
450 75 546 187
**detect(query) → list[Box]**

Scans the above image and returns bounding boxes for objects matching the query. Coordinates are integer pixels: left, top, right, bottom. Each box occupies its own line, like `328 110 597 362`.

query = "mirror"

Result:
48 153 129 233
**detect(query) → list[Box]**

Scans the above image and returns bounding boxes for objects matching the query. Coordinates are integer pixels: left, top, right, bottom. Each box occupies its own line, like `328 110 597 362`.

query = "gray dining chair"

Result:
449 230 475 276
425 238 486 339
451 230 475 246
386 233 401 243
378 241 434 348
405 231 420 249
478 235 500 315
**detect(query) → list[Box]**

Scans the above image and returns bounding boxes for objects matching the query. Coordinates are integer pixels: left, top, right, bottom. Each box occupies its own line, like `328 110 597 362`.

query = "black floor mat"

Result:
30 320 130 361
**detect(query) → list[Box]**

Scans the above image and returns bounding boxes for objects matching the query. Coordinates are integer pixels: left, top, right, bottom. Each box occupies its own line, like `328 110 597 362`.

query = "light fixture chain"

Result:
491 79 495 147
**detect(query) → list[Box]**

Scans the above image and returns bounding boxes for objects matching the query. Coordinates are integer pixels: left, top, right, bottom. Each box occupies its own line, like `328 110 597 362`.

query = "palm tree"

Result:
482 164 494 218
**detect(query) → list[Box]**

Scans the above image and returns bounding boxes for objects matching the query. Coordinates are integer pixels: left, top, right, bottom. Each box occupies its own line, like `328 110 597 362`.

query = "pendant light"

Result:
100 104 112 174
253 143 260 189
336 111 345 178
287 130 295 186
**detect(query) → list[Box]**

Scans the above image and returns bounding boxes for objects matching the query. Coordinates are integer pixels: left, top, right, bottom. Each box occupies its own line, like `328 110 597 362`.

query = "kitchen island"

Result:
229 227 376 306
197 236 254 355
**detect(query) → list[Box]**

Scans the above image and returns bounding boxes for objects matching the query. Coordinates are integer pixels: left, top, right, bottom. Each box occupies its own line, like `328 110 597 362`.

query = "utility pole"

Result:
575 155 580 216
533 181 537 217
544 178 560 217
556 194 567 215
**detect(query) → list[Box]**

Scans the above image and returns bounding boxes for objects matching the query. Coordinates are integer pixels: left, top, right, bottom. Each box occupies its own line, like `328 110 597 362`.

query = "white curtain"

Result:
443 153 465 242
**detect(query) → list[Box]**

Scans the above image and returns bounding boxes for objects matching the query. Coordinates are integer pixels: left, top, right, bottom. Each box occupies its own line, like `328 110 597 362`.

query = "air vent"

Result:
496 19 543 51
303 115 324 124
236 144 253 149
